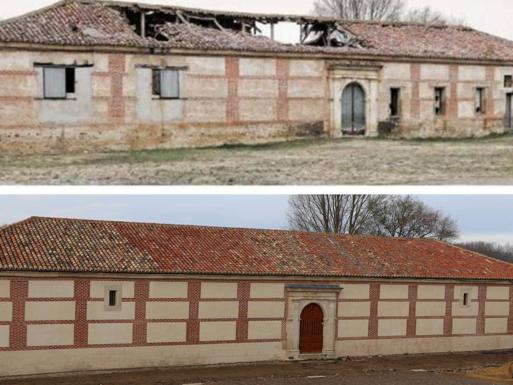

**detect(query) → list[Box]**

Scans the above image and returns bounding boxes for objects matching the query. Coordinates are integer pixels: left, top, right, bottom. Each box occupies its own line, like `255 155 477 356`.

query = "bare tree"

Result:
366 196 459 241
314 0 404 21
313 0 456 25
288 195 459 241
287 195 377 234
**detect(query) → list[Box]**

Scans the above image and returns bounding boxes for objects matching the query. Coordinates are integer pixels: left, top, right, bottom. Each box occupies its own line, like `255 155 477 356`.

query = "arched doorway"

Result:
299 303 324 354
341 82 366 135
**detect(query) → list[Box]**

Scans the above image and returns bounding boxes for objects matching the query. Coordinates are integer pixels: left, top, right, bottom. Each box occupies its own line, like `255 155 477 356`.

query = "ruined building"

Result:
0 0 513 154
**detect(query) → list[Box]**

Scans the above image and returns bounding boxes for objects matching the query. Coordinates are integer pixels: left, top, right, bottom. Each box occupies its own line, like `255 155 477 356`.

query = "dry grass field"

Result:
1 134 513 185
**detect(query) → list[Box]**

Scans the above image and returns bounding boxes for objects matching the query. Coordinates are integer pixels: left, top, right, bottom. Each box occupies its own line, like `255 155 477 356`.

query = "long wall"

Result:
0 48 512 154
1 276 513 376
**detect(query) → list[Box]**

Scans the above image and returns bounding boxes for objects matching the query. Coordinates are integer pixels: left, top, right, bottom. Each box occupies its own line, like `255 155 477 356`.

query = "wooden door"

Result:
342 83 366 135
299 303 323 354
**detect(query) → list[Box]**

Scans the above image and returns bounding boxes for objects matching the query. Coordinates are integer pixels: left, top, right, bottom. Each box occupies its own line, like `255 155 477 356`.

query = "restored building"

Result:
0 0 513 154
1 217 513 376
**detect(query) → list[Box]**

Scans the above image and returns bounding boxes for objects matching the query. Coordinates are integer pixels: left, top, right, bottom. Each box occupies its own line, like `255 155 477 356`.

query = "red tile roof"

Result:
1 0 513 62
1 216 513 281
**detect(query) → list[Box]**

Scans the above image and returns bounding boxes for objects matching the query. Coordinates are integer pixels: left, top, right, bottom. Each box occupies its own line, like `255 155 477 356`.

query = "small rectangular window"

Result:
390 88 401 117
108 290 117 307
434 87 446 116
475 88 486 114
505 75 513 88
152 68 180 99
462 292 469 307
43 66 76 99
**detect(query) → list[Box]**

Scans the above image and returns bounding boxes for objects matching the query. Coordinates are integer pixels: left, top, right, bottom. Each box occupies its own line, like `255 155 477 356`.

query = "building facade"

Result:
1 217 513 376
0 0 513 154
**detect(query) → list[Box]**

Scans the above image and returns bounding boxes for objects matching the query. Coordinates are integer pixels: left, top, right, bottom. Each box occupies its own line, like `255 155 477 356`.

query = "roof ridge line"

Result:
25 215 442 243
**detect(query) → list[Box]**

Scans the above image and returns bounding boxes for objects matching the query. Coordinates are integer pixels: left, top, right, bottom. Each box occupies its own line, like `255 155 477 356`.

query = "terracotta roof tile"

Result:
1 0 513 62
1 216 513 281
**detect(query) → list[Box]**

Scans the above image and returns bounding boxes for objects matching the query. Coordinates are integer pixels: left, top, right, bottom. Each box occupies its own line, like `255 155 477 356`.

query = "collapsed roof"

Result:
0 0 513 62
1 216 513 281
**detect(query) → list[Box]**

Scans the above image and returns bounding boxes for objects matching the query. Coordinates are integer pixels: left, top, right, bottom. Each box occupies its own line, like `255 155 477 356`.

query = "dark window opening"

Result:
463 292 469 307
475 87 486 114
434 87 446 116
108 290 117 307
390 88 401 117
152 69 161 96
65 67 76 94
505 75 513 88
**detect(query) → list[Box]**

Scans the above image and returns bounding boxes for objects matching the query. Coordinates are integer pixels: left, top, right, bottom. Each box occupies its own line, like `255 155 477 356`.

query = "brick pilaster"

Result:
368 283 380 338
477 285 486 336
108 54 126 122
277 59 289 122
410 63 421 119
406 284 418 337
10 279 28 350
508 286 513 334
236 281 250 342
443 284 454 336
133 280 149 345
187 281 201 344
486 66 496 118
74 279 90 347
448 65 459 118
226 57 240 123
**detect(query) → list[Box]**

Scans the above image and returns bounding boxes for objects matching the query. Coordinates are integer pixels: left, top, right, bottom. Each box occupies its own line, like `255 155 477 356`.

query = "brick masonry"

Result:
1 278 513 352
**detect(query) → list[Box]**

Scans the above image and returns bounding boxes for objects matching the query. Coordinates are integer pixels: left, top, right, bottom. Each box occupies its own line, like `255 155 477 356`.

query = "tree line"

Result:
313 0 461 25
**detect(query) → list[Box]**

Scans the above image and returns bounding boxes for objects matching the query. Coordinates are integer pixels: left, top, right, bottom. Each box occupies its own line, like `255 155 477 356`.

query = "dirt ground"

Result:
1 134 513 185
3 351 513 385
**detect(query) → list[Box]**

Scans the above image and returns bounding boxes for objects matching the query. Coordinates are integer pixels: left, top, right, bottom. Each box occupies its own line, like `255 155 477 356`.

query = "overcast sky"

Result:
0 195 512 245
2 0 513 41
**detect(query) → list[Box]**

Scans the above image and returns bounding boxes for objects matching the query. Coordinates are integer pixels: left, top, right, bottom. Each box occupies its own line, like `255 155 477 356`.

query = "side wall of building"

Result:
1 276 513 376
0 50 328 154
0 49 512 154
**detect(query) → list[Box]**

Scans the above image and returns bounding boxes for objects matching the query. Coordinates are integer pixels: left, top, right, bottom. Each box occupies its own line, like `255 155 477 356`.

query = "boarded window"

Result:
152 68 180 99
390 88 401 117
505 75 513 88
434 87 446 116
43 67 67 99
475 88 486 114
43 66 76 99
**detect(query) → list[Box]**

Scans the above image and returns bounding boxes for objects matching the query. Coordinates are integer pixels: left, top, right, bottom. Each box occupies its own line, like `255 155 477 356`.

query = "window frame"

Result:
434 87 447 116
104 284 122 311
41 65 77 100
152 67 181 100
505 75 513 88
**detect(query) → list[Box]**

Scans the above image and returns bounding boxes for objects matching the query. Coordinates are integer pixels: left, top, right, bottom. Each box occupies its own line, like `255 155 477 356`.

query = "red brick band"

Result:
74 279 89 347
236 281 250 342
277 59 289 122
448 65 459 118
368 283 380 338
410 63 421 119
226 57 240 123
477 285 486 335
508 286 513 334
108 54 126 122
406 284 418 337
10 279 28 350
486 67 495 118
133 280 149 345
443 284 454 336
187 281 201 344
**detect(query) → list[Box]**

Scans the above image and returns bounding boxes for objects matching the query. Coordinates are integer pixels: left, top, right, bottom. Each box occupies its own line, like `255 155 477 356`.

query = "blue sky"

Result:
0 195 512 244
